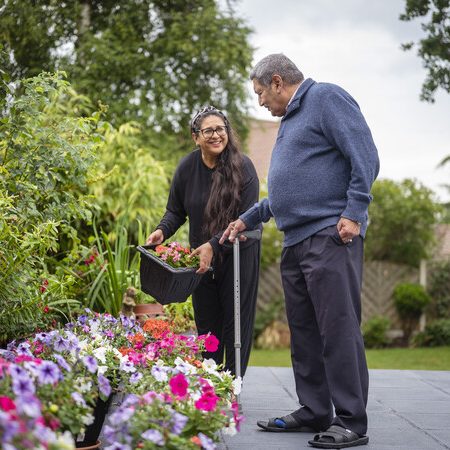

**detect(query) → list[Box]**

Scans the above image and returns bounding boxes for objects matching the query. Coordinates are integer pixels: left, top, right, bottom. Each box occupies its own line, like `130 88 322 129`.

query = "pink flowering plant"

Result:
151 242 199 269
0 350 97 449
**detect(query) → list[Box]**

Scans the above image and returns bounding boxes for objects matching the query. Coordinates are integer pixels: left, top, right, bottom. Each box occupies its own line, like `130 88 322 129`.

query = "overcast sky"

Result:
233 0 450 202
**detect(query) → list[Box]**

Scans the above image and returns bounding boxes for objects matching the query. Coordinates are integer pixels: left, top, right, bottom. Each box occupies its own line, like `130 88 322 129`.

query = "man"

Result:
220 54 379 449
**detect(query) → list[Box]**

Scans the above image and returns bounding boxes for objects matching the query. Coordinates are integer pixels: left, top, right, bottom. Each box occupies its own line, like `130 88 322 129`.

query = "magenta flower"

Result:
204 334 220 352
194 391 219 411
0 396 16 412
169 373 188 398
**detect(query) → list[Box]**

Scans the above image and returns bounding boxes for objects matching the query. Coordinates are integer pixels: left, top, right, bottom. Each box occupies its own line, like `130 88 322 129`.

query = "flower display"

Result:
151 242 200 269
2 310 243 450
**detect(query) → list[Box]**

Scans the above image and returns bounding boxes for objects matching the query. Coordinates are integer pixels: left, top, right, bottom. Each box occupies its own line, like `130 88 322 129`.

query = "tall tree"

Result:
400 0 450 102
0 0 253 139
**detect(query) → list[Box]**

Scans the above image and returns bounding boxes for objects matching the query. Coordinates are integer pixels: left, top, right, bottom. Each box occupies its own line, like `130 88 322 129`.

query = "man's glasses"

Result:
197 126 228 139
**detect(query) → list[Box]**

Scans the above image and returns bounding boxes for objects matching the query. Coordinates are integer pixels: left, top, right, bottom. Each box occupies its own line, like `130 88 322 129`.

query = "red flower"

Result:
169 373 188 398
204 334 219 352
39 279 49 293
43 305 50 313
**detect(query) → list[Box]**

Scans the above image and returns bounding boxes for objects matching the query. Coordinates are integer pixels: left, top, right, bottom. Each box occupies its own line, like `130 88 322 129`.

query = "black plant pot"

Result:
76 395 113 448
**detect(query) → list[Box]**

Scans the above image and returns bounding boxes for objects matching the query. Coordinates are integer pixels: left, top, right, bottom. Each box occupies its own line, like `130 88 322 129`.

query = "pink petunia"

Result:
204 334 219 352
194 391 219 411
169 373 189 398
0 396 16 412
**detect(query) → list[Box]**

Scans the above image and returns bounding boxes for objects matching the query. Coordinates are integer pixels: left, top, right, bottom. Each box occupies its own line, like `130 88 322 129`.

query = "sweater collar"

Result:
283 78 316 120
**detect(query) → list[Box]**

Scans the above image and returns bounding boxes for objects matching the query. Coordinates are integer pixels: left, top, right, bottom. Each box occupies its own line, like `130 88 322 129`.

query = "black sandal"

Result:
308 425 369 448
257 413 317 432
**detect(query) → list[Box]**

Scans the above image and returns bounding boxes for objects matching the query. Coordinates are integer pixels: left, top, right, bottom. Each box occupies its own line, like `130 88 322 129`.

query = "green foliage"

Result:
393 282 431 343
362 316 392 349
0 72 103 344
1 0 254 139
365 179 441 266
259 180 283 270
89 121 171 235
82 223 142 316
254 296 285 345
400 0 450 102
393 283 431 318
427 259 450 319
413 319 450 346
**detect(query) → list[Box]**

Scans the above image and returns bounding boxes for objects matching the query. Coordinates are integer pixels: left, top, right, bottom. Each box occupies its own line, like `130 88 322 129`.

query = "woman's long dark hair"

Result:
191 106 243 238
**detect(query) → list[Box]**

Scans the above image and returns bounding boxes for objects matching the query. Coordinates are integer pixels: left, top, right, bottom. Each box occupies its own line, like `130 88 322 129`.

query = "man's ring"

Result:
348 239 353 243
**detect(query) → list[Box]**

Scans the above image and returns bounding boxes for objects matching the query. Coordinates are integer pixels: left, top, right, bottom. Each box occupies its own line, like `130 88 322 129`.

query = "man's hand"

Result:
337 217 361 244
146 229 164 245
219 219 247 244
190 242 214 274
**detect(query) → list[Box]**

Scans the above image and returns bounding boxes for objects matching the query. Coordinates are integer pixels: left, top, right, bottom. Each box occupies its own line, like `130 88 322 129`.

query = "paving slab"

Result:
219 367 450 450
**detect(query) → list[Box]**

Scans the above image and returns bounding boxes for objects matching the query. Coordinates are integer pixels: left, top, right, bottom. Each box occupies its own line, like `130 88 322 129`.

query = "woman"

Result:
146 105 260 376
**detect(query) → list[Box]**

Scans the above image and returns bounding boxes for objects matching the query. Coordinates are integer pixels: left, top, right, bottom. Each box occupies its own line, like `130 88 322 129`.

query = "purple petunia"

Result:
142 429 165 445
16 394 41 418
12 374 35 397
53 354 71 372
16 342 32 356
199 432 216 450
71 392 86 406
82 355 98 373
129 372 143 384
171 411 188 435
109 406 135 426
36 360 61 385
98 374 111 397
52 334 70 353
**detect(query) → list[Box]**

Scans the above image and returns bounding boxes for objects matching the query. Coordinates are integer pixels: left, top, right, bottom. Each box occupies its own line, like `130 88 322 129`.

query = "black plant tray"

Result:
136 245 204 305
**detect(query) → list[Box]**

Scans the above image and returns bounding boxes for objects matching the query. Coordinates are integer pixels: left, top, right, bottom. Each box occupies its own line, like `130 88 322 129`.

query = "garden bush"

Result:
427 259 450 319
0 72 103 343
393 282 430 343
413 319 450 347
362 316 391 349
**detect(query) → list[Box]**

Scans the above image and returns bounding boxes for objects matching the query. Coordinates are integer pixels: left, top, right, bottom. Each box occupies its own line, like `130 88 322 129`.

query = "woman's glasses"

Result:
197 126 228 139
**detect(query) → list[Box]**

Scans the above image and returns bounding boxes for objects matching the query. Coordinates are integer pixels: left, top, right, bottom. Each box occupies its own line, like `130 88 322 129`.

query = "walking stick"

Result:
232 229 261 407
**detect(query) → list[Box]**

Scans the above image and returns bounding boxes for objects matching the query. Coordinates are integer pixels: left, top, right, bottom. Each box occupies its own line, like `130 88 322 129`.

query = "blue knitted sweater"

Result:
241 78 380 247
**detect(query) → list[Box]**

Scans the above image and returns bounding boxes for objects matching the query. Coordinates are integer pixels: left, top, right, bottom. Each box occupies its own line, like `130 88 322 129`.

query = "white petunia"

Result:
93 347 107 363
232 376 242 396
97 365 108 375
222 422 237 436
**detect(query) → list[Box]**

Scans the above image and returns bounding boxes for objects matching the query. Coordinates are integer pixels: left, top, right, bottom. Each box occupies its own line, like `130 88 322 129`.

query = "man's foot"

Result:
308 425 369 448
257 413 319 432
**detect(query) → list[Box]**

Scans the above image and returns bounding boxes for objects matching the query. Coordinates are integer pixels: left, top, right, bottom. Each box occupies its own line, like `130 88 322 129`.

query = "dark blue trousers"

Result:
281 225 368 435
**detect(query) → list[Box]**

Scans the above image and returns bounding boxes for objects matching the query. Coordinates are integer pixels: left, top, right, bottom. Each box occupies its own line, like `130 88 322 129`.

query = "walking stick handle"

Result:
236 229 262 241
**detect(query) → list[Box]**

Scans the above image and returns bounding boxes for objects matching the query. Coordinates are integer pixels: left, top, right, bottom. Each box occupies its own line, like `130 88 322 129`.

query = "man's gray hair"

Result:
250 53 304 86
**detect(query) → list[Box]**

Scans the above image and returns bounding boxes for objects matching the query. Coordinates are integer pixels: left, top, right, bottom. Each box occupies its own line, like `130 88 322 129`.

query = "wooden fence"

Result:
257 260 420 329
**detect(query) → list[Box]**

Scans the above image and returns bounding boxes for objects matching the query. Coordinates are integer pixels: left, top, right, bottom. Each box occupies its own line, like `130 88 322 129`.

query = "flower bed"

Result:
1 310 242 449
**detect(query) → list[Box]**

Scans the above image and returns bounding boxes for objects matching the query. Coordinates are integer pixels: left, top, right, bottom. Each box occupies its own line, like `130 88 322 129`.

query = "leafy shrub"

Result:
393 282 430 343
393 283 430 318
362 316 391 348
413 319 450 347
427 260 450 319
0 72 102 343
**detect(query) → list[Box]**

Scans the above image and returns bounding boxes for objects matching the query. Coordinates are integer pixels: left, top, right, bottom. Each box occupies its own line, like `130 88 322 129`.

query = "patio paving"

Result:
217 367 450 450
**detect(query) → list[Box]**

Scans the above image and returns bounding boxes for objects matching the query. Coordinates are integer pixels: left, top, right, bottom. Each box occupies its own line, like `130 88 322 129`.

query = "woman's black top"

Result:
157 149 260 254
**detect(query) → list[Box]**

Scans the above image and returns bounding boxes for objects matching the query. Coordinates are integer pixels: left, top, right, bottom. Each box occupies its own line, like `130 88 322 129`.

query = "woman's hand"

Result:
146 229 164 245
190 242 214 274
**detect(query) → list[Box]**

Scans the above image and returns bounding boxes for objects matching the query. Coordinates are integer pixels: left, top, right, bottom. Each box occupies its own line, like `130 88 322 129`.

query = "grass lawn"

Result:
249 346 450 371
